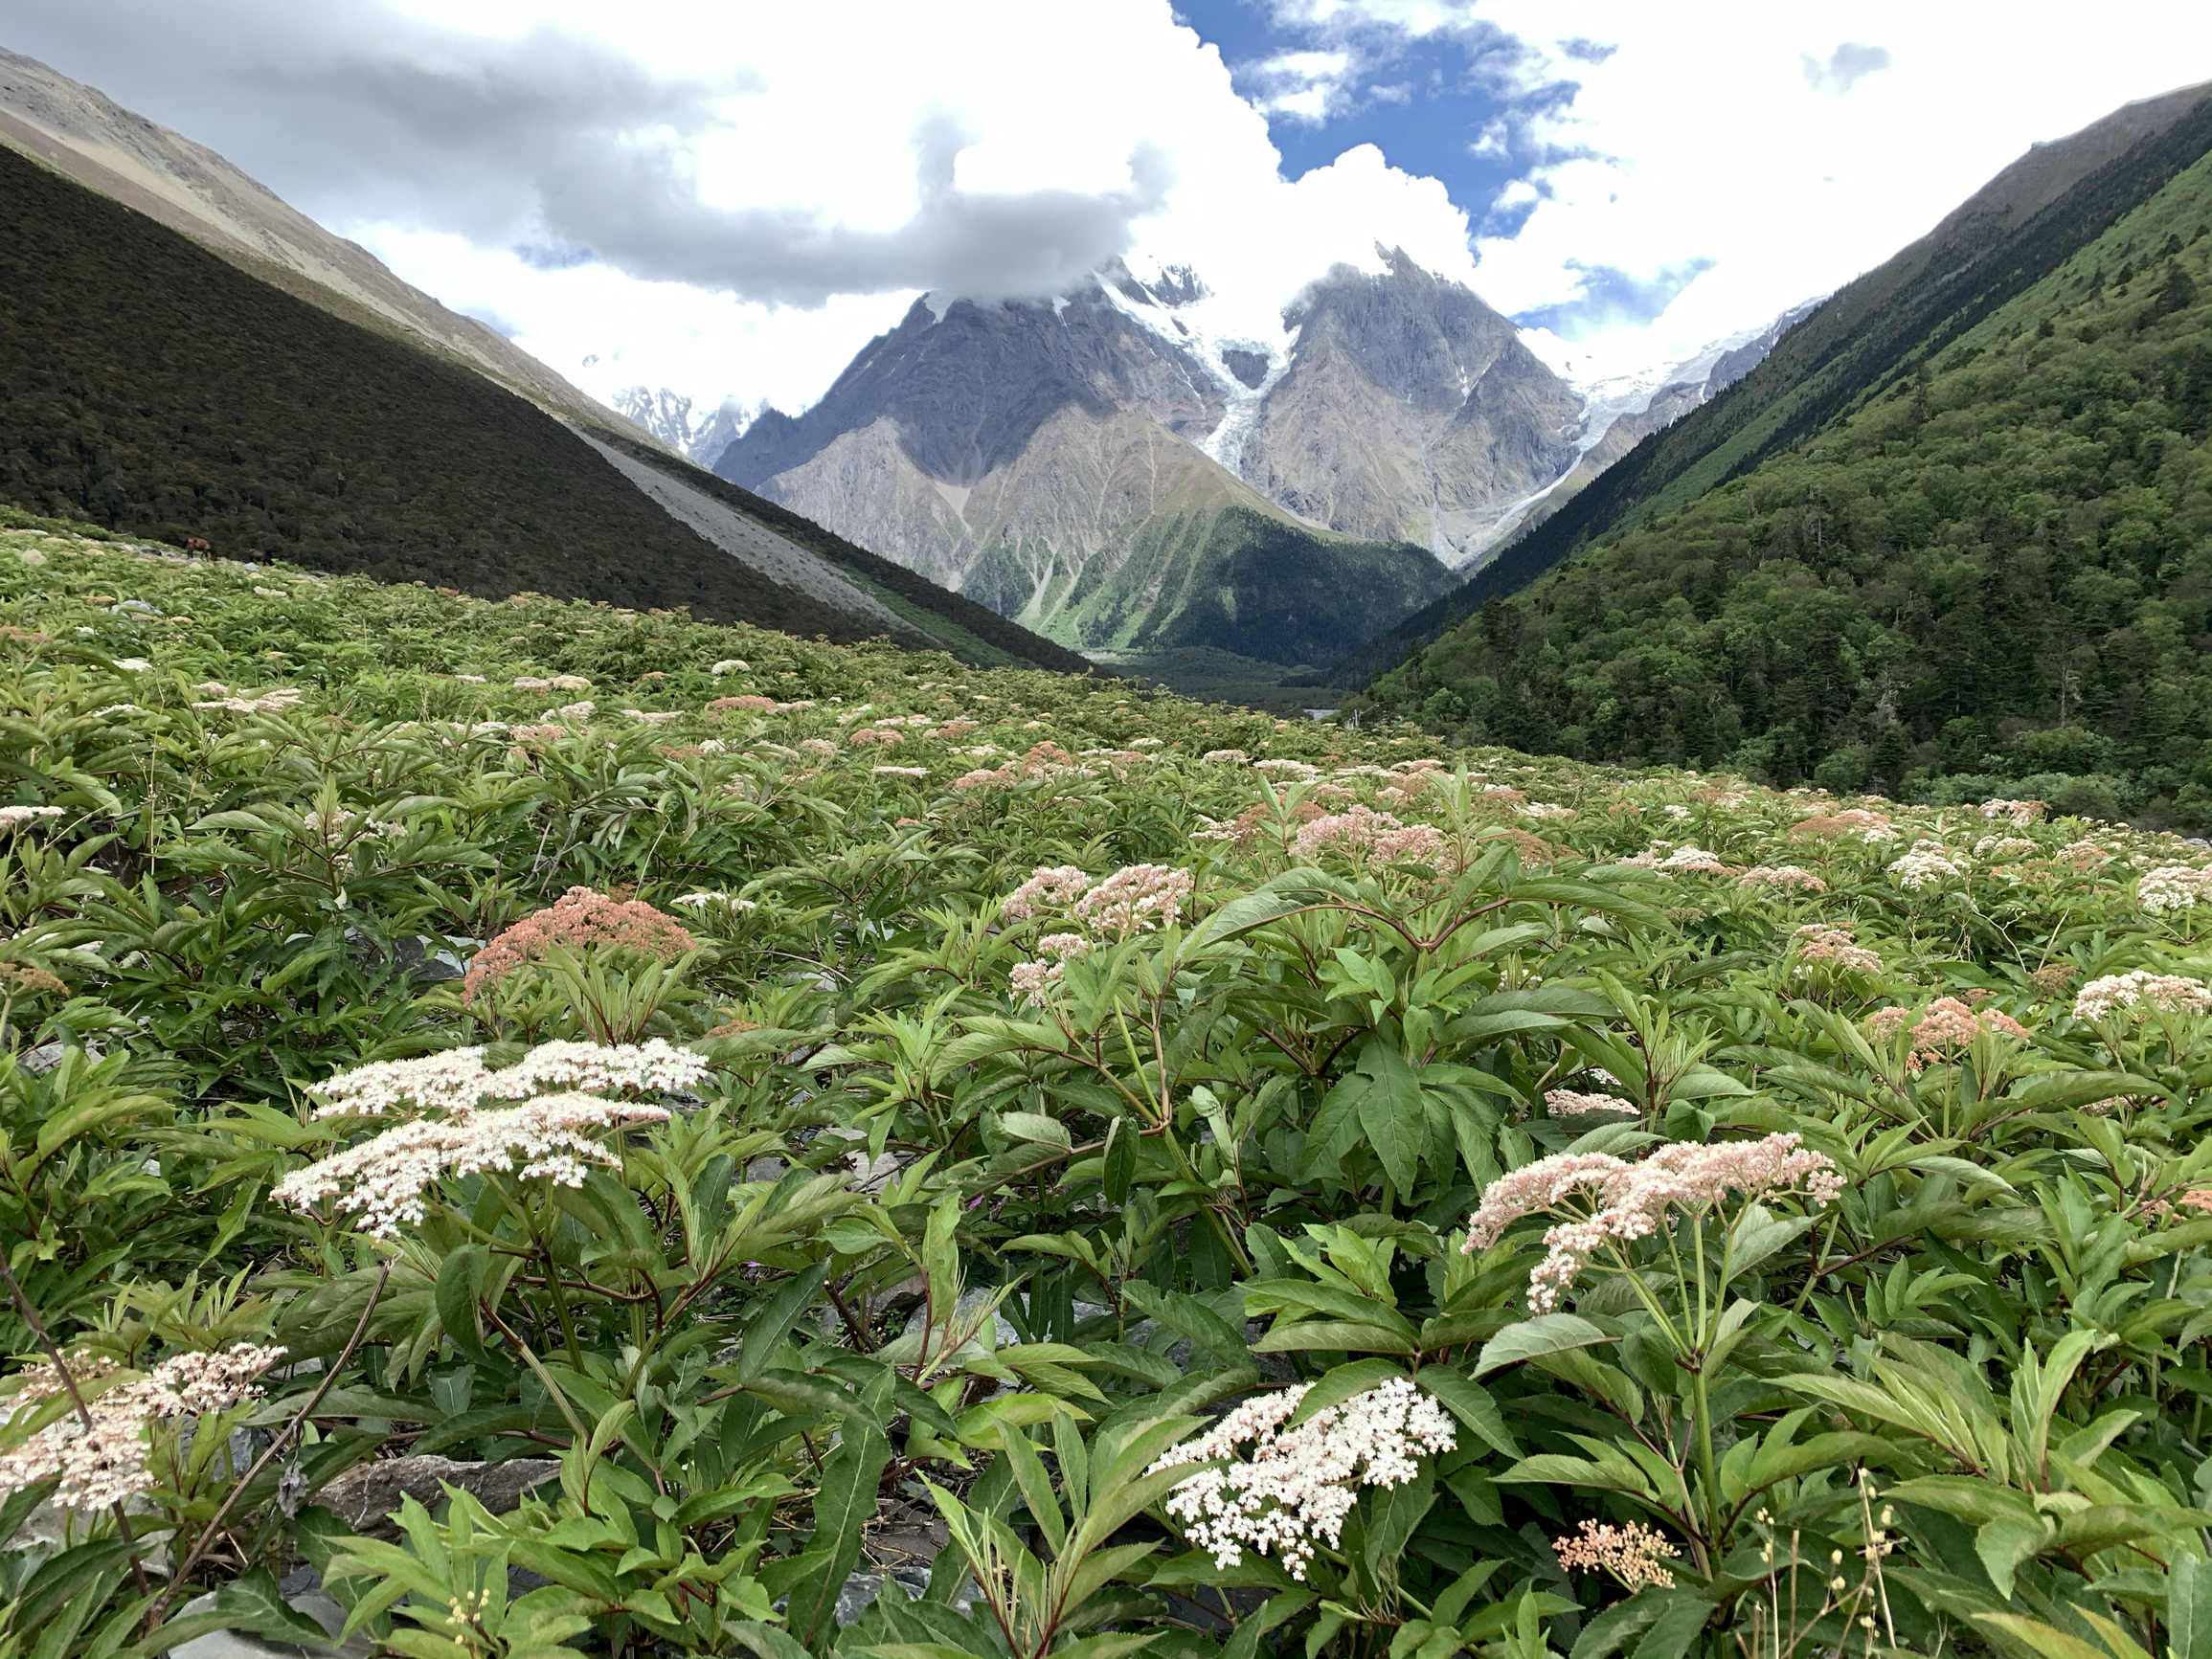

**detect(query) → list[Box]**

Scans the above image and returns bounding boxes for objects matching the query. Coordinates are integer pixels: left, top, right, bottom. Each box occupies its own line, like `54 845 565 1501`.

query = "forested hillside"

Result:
1323 81 2212 692
1356 149 2212 830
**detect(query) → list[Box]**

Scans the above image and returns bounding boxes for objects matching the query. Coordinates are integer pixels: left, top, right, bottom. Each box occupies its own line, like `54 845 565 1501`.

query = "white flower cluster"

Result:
1887 847 1963 890
2072 972 2212 1021
190 687 304 715
710 660 750 675
1974 836 2038 859
2139 865 2212 914
274 1091 670 1238
311 1039 708 1118
512 675 591 691
1151 1379 1456 1579
0 1343 284 1510
0 805 63 830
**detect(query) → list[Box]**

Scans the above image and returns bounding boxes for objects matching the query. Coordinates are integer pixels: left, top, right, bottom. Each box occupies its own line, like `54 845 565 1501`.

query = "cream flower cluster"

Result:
1150 1379 1456 1579
312 1040 708 1118
0 1343 284 1510
1545 1088 1636 1119
1554 1519 1680 1590
2139 865 2212 913
1462 1133 1842 1313
1887 847 1963 890
274 1091 670 1238
189 687 303 714
2073 971 2212 1020
0 805 63 830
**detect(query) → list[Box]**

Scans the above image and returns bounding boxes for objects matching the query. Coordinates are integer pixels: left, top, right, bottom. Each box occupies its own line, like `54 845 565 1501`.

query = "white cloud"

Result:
1462 0 2212 380
335 0 1483 413
8 0 2208 420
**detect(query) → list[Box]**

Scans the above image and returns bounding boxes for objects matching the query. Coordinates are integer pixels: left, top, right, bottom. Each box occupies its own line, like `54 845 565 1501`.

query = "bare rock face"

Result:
1239 252 1584 563
315 1455 560 1537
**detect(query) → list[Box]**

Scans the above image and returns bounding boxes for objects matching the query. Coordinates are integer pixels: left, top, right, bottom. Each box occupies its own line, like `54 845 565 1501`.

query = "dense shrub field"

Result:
9 520 2212 1659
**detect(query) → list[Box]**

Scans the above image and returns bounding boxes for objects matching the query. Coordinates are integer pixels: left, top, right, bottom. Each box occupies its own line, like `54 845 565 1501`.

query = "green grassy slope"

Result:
1355 151 2212 828
1320 83 2212 690
965 504 1457 677
0 142 944 648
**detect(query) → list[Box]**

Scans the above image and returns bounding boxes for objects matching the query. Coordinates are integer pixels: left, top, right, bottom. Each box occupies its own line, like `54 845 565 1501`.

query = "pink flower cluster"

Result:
1073 864 1194 937
1008 933 1092 1005
2073 971 2212 1020
1462 1133 1842 1313
463 887 696 1003
1292 806 1448 865
1791 925 1882 975
1150 1378 1456 1579
312 1039 709 1118
190 687 304 715
0 1343 285 1510
1865 998 2033 1072
1554 1519 1680 1590
1978 799 2047 824
1003 865 1095 920
273 1091 671 1238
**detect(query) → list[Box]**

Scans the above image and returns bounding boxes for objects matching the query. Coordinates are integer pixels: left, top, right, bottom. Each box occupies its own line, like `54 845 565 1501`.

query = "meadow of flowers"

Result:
6 518 2212 1659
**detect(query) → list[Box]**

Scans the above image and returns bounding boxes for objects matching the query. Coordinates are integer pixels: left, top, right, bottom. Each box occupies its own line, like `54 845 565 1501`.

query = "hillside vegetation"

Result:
11 520 2212 1659
1358 150 2212 829
0 144 1081 673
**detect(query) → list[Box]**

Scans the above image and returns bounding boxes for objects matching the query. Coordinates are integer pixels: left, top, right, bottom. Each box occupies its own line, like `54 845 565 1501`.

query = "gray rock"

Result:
314 1456 559 1537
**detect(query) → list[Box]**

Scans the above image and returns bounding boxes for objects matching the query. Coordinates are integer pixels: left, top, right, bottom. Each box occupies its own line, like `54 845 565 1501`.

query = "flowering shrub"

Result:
6 538 2212 1659
462 886 697 1004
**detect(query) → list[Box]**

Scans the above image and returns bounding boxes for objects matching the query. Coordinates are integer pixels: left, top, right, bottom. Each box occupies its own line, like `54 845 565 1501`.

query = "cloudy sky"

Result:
6 0 2209 426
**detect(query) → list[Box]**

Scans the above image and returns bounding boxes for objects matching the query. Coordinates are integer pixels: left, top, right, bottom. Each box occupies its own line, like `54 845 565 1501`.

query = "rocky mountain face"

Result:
715 250 1795 673
1234 251 1584 562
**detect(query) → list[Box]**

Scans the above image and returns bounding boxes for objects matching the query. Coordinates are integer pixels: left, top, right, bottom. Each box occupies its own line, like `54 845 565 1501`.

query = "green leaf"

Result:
735 1265 832 1380
1474 1314 1614 1379
1569 1592 1671 1659
1357 1039 1427 1192
2174 1555 2212 1659
787 1410 892 1648
1103 1119 1136 1206
1626 1596 1712 1659
1225 1590 1319 1659
434 1243 489 1364
1121 1283 1251 1367
1975 1516 2053 1601
730 1623 821 1659
1412 1369 1518 1457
